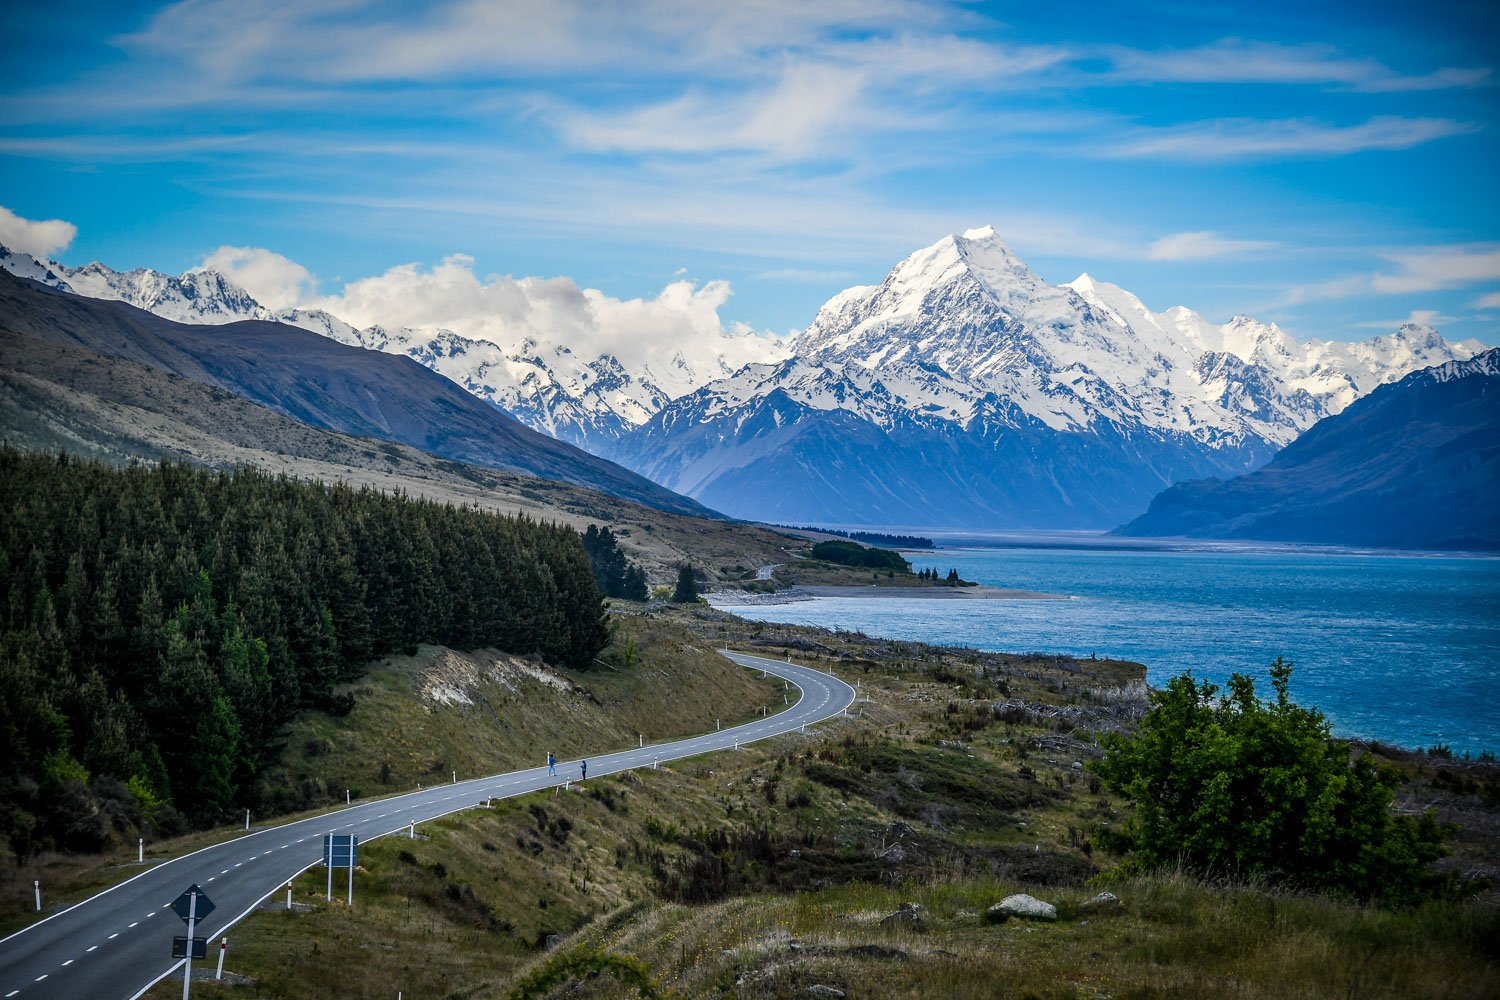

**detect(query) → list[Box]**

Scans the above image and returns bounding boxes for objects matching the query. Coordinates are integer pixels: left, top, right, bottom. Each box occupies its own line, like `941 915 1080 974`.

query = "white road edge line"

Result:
43 651 855 1000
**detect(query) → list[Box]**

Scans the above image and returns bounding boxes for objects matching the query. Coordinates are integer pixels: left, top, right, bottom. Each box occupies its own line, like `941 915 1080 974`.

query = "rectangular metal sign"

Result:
172 936 208 960
323 833 359 868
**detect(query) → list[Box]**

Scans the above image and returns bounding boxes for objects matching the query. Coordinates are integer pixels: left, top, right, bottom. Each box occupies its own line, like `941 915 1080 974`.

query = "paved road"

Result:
0 650 855 1000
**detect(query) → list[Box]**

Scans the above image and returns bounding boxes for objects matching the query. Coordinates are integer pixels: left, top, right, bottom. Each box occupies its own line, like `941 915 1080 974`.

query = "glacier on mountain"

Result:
0 231 1481 527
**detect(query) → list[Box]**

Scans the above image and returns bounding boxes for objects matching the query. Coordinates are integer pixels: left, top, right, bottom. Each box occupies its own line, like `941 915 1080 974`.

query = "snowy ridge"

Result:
0 245 778 452
613 227 1483 526
0 232 1483 524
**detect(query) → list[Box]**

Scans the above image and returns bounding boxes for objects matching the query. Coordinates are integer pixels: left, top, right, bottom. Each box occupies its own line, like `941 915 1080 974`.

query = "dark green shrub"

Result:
1094 658 1457 905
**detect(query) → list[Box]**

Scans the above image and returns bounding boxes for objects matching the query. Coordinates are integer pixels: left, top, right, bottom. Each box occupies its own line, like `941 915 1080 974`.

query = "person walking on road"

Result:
547 751 556 776
580 760 588 781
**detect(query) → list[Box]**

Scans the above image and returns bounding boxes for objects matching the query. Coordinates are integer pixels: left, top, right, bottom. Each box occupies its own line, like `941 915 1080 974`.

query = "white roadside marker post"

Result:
452 771 457 784
33 880 40 911
215 937 227 980
182 890 197 1000
346 789 350 805
139 838 144 863
408 822 414 839
286 882 293 910
244 809 250 830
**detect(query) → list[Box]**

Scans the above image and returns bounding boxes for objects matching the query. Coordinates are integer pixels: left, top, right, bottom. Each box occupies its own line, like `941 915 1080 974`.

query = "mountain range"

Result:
1116 348 1500 550
0 269 714 519
2 230 1482 527
607 228 1479 525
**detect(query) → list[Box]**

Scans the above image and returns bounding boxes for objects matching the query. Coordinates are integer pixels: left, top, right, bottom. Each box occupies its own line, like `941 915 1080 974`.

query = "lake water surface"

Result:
713 539 1500 754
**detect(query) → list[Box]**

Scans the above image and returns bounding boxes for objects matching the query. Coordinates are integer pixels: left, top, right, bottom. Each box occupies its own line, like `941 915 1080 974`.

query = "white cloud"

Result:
0 205 77 257
1474 292 1500 310
1110 116 1474 161
198 245 315 310
1148 230 1277 261
1354 309 1459 330
1372 246 1500 294
305 254 783 375
1104 39 1491 92
1283 244 1500 304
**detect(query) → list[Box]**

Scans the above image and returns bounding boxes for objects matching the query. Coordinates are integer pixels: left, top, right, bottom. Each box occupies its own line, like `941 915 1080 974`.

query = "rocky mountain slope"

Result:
1116 348 1500 549
0 245 776 452
0 269 716 518
609 227 1479 526
3 234 1480 528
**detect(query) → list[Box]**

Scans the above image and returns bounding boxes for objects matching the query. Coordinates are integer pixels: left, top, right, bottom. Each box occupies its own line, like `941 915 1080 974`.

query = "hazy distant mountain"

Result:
1116 349 1500 550
0 269 717 519
608 227 1481 527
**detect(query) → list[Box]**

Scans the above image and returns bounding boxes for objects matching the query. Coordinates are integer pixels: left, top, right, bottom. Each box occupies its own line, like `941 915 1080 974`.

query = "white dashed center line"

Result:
128 922 137 928
86 946 97 952
108 933 118 940
61 960 73 967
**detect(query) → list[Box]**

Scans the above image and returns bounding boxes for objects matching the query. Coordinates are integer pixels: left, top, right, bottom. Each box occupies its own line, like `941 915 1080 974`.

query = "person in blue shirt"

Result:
580 760 588 780
547 751 556 776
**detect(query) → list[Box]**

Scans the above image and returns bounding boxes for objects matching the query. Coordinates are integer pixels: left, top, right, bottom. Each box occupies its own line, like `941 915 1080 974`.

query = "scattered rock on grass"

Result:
880 901 924 927
987 894 1057 922
808 987 846 998
1080 891 1120 910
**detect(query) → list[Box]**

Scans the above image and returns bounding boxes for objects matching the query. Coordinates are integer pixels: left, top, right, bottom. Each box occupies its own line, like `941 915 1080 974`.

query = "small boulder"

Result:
1080 891 1120 910
987 893 1057 922
880 902 923 927
808 987 846 999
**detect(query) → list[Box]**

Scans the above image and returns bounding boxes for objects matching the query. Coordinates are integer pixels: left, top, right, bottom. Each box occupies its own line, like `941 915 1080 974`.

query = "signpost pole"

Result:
326 833 333 901
347 850 354 907
182 890 197 1000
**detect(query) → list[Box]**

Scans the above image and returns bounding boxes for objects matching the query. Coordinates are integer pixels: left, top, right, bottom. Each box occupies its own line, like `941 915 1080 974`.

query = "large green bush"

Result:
1094 658 1455 905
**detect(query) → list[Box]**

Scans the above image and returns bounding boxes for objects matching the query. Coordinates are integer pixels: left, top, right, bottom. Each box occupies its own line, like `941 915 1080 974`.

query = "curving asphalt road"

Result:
0 650 855 1000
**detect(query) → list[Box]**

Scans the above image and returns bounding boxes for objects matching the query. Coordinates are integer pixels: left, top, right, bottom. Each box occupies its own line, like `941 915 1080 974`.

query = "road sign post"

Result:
323 834 359 906
172 884 215 1000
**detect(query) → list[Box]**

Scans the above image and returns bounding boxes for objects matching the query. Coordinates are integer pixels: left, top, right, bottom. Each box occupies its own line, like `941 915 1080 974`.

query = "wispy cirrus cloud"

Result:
1103 39 1492 92
1148 230 1277 261
1283 244 1500 304
1109 115 1475 161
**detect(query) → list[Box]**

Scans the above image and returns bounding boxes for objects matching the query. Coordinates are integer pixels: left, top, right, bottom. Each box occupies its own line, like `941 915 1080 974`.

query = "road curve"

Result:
0 650 855 1000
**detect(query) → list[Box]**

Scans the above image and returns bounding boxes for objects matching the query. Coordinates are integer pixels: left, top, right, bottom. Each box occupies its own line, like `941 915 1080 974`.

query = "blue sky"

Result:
1 0 1497 345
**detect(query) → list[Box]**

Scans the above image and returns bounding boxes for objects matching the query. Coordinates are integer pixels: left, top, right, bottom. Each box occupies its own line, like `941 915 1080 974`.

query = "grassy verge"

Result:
2 618 779 939
138 606 1500 997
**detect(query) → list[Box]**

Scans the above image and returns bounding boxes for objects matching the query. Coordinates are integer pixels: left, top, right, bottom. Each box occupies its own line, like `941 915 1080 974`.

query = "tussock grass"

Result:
138 610 1497 998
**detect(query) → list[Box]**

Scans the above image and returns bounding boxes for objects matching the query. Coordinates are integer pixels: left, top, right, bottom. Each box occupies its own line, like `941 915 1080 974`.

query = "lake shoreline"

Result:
710 583 1074 606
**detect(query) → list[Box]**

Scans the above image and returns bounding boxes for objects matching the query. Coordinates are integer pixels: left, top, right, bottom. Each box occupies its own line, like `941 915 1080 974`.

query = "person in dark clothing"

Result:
580 760 588 780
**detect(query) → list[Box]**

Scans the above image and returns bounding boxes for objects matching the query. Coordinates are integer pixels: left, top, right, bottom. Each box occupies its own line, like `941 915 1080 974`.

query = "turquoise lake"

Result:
714 538 1500 754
